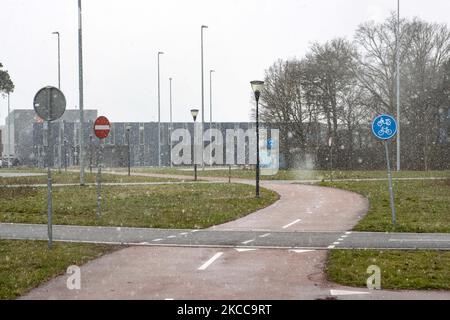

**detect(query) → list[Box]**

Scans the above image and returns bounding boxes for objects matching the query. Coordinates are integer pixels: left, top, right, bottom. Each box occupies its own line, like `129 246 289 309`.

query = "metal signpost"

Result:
372 114 398 227
328 136 333 182
94 116 110 218
33 86 66 249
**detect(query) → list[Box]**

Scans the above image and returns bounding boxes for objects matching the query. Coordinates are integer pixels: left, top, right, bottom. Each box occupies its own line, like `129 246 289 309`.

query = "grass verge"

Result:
0 240 119 299
319 179 450 233
327 249 450 290
0 183 279 228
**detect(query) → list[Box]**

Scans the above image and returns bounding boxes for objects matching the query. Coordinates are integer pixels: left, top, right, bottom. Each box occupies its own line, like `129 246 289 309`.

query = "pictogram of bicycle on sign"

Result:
378 125 393 136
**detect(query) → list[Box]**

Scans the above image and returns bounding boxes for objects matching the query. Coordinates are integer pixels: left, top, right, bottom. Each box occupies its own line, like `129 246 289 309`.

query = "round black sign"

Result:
33 86 66 121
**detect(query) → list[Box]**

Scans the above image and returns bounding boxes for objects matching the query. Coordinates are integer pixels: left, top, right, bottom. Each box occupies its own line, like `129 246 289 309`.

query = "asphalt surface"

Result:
4 171 449 300
2 223 450 250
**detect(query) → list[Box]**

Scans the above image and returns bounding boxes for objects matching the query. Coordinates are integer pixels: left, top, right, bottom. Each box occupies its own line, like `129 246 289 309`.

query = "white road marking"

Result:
235 248 257 252
341 235 348 238
241 239 255 245
167 235 176 238
198 252 223 270
164 298 174 300
389 239 450 242
191 230 199 233
330 290 370 296
282 219 301 229
259 233 271 238
289 249 315 253
333 242 340 245
338 238 344 241
345 232 352 235
139 242 150 245
327 245 335 249
152 238 163 242
179 232 188 235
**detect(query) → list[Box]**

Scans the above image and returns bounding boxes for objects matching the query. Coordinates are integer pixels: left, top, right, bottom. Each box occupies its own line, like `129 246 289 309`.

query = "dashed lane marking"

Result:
241 239 255 245
282 219 302 229
330 290 370 296
198 252 223 271
259 233 271 238
235 248 258 252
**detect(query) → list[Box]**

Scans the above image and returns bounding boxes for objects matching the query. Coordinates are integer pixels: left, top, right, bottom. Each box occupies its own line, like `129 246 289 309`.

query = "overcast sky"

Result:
1 0 449 125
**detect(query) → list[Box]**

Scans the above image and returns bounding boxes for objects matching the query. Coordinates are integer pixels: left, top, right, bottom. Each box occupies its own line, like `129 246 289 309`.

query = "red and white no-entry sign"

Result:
94 116 110 139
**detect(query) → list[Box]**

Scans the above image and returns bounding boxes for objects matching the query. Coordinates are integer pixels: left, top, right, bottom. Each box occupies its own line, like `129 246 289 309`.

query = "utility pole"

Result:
201 25 208 169
396 0 401 171
78 0 85 185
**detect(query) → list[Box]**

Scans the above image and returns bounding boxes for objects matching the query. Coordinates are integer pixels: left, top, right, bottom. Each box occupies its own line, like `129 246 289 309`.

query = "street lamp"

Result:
201 25 208 169
157 51 164 167
52 31 62 173
78 0 85 186
7 92 11 168
52 32 61 89
396 0 401 171
250 80 264 198
209 69 215 166
126 125 131 176
169 77 173 168
191 109 199 181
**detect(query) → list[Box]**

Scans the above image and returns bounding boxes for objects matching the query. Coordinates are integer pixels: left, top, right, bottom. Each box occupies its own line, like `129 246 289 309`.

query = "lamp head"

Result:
190 109 199 122
250 80 264 101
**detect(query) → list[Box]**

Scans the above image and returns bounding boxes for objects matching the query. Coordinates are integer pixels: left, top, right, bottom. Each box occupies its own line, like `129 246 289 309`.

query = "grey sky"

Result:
1 0 449 125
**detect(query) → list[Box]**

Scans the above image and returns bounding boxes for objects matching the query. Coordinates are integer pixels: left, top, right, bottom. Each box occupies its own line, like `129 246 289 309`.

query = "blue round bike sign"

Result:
372 114 397 140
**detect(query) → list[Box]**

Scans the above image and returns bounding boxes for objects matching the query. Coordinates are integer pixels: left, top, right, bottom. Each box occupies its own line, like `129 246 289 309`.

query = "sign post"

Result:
94 116 110 218
33 86 66 249
328 136 333 182
372 114 398 227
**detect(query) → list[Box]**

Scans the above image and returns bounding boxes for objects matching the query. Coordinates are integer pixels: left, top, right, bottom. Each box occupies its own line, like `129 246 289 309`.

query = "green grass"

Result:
0 240 119 299
0 171 178 185
0 183 279 228
128 167 450 181
327 249 450 290
319 179 450 233
324 178 450 291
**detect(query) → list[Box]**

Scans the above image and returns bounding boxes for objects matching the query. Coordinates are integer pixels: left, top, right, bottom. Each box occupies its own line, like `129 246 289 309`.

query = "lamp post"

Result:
52 32 61 89
169 77 173 168
52 31 62 173
396 0 401 171
209 69 215 166
126 126 131 176
201 25 208 169
78 0 85 185
7 92 11 168
157 51 164 167
250 80 264 198
191 109 199 181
